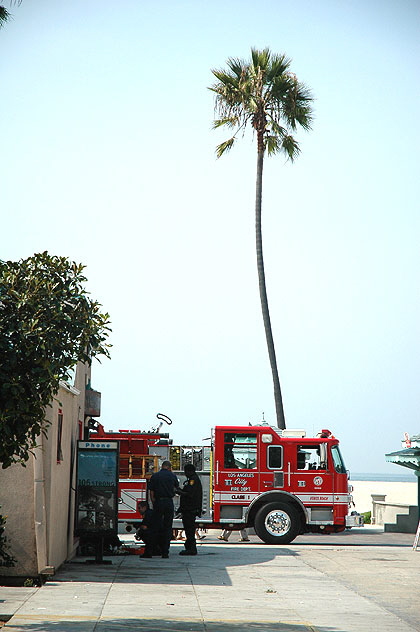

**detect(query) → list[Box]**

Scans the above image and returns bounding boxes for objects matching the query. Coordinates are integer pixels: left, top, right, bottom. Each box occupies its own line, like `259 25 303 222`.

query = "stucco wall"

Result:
0 363 92 577
43 386 81 571
0 459 38 576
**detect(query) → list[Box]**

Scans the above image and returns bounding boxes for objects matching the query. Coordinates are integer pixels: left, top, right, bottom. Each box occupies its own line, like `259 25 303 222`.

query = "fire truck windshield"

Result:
331 445 346 474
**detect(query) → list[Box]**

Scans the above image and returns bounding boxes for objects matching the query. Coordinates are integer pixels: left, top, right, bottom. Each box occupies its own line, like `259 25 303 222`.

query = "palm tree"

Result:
210 48 313 429
1 1 22 29
0 6 11 28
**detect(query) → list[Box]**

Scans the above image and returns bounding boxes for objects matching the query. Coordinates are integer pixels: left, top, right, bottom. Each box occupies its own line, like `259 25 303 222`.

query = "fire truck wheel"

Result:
254 502 300 544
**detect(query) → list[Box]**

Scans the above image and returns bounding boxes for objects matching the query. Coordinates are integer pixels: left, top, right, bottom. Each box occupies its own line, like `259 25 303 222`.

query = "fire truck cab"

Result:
210 425 355 543
89 422 362 545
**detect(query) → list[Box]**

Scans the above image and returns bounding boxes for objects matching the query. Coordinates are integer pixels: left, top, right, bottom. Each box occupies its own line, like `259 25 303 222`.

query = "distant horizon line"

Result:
350 472 417 482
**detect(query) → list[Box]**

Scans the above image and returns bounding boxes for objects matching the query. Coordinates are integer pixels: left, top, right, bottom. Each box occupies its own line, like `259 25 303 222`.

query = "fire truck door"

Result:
292 443 333 504
263 444 291 492
213 430 260 522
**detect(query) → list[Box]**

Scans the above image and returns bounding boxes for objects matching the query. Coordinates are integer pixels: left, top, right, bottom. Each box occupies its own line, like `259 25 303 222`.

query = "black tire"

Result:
254 502 300 544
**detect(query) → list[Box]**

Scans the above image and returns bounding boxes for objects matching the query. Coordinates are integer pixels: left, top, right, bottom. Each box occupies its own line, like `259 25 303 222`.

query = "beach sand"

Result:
350 479 418 514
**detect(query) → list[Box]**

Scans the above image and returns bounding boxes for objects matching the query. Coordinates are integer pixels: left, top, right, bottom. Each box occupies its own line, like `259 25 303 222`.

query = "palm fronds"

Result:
212 117 239 130
216 137 236 158
0 7 12 28
209 47 313 159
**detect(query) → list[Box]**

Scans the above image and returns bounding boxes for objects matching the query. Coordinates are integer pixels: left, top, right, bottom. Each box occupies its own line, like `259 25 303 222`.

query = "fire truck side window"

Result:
224 433 257 469
267 446 283 469
331 445 346 473
297 445 327 470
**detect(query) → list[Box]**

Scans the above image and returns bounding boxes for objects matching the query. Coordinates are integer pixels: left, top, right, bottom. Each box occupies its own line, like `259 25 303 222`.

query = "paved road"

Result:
1 527 419 632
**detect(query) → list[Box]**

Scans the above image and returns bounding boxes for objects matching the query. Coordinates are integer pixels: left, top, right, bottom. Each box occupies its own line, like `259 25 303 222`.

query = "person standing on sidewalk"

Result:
177 463 202 556
148 460 179 558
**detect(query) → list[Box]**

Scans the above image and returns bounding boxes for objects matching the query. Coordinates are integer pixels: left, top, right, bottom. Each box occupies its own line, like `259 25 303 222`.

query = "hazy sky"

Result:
1 0 419 474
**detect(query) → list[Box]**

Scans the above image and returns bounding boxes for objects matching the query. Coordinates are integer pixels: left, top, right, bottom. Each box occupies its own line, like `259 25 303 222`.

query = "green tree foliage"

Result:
210 48 313 428
0 252 111 468
0 506 16 567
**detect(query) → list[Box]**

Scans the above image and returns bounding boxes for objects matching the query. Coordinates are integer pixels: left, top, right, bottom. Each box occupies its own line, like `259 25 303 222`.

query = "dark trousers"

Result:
152 498 174 556
182 510 197 553
140 529 153 555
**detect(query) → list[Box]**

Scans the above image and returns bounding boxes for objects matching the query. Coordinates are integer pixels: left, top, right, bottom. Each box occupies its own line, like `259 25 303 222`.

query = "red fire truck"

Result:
89 420 362 544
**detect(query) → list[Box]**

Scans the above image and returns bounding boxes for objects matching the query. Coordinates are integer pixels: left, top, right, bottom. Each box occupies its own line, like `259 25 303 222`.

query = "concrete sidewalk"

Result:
1 528 419 632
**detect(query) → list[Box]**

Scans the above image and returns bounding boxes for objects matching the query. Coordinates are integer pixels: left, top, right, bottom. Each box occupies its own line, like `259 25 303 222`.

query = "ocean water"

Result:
350 472 417 483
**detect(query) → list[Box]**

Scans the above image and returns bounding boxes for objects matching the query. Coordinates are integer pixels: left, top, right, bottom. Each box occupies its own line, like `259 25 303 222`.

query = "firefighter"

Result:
177 463 203 556
148 460 179 558
135 501 155 557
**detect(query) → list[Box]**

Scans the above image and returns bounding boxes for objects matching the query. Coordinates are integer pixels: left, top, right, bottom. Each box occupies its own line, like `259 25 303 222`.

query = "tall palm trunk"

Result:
255 146 286 429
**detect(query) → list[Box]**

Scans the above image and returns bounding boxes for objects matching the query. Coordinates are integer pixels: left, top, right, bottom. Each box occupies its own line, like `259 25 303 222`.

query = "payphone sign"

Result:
75 440 119 536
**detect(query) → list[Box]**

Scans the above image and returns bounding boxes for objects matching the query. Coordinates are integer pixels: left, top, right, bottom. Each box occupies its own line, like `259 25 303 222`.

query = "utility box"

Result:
85 388 101 417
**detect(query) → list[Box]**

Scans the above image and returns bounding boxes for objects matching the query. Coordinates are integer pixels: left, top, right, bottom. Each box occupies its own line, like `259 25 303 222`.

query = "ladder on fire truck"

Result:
413 519 420 551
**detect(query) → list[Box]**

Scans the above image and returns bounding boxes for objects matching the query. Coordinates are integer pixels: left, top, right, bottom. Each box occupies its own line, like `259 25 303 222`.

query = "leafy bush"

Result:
0 507 16 567
0 252 111 468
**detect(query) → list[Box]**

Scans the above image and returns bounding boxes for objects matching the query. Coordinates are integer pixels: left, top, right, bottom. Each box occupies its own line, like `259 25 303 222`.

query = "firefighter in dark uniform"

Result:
135 501 155 557
148 460 179 558
177 463 203 556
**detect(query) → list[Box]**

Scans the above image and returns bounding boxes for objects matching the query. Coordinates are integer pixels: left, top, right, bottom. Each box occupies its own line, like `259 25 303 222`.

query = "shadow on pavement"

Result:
45 529 415 588
4 616 338 631
51 545 293 586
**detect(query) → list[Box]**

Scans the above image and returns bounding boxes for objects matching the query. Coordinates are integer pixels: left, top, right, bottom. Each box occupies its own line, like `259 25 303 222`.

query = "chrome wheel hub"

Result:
265 510 291 536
